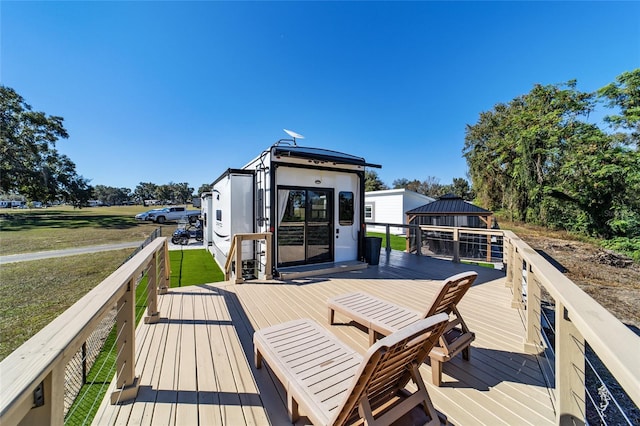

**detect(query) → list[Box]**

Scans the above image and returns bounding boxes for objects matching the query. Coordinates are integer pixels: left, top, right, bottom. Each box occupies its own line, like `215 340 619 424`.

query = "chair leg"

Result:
462 346 471 361
430 358 442 386
328 308 335 324
411 364 440 426
287 393 299 422
255 348 262 369
369 328 376 346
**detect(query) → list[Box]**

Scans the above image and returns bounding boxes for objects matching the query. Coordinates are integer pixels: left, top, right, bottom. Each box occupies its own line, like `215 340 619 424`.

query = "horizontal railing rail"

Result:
0 237 170 426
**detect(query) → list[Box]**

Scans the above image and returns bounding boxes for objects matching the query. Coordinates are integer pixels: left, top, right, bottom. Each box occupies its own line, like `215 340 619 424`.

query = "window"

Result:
364 204 373 221
216 209 222 221
339 191 354 226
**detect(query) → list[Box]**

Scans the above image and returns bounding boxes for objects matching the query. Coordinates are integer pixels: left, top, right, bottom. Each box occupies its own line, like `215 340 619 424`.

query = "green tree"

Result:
598 68 640 144
156 184 172 203
464 72 640 238
546 124 634 237
365 170 388 191
197 183 213 196
170 182 194 204
450 178 473 200
0 86 91 203
464 81 595 222
93 185 131 205
134 182 158 204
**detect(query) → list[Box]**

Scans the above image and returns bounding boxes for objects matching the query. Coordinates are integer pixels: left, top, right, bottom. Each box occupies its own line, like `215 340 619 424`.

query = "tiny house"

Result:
205 140 380 278
364 189 434 234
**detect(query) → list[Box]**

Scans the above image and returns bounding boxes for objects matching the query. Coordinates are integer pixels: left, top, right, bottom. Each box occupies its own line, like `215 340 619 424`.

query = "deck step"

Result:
277 261 368 280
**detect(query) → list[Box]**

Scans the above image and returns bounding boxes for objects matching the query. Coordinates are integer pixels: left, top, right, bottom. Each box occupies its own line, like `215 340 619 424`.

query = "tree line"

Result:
463 69 639 241
364 171 474 200
92 182 196 206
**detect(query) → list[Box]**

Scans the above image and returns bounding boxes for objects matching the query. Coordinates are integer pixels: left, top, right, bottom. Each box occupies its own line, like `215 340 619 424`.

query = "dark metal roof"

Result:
406 193 492 215
272 145 382 168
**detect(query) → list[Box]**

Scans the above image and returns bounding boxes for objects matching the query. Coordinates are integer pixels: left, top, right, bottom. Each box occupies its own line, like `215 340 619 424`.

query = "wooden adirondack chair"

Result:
254 314 449 425
327 271 478 386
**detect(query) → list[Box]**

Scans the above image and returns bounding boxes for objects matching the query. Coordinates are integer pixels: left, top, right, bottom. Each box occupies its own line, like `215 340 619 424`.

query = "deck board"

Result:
94 251 555 425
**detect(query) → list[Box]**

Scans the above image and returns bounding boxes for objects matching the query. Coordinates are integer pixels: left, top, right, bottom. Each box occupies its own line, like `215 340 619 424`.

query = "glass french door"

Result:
277 188 333 266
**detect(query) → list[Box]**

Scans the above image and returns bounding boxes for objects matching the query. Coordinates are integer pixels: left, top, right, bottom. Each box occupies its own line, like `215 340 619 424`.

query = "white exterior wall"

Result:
365 189 434 234
201 192 213 247
209 172 254 271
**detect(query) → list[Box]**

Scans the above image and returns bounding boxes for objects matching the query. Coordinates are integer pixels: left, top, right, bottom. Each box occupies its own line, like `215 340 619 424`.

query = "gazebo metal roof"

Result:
406 193 492 215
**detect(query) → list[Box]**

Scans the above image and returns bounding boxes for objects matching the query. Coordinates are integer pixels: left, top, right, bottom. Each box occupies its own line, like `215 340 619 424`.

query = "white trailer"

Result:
206 140 380 279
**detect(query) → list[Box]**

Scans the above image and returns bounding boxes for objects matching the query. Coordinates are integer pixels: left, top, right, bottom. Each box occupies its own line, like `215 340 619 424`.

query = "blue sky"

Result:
2 1 639 192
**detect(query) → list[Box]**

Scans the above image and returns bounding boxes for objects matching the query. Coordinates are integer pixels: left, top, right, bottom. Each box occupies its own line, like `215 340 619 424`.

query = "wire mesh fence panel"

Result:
63 307 116 417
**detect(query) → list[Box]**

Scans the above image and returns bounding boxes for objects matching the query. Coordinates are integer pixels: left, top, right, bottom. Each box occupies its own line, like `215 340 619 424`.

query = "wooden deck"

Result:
94 251 556 425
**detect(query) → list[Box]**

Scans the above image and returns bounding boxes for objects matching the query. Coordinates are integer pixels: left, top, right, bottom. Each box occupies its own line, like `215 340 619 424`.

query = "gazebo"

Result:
405 194 497 261
405 193 493 229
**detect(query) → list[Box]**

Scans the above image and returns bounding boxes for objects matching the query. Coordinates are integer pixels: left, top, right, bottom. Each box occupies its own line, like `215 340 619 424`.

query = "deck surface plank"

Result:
193 291 223 426
94 251 556 425
176 292 199 425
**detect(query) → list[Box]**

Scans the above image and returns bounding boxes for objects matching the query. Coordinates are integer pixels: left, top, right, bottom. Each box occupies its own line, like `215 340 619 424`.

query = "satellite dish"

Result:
283 129 304 145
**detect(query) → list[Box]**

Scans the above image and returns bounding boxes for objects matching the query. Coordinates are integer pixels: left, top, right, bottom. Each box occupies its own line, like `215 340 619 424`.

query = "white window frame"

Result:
364 203 374 221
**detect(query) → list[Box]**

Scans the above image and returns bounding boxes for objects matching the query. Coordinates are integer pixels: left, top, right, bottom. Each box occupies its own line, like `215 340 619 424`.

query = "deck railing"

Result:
2 226 638 425
502 230 640 424
223 232 273 284
367 222 640 423
0 237 170 426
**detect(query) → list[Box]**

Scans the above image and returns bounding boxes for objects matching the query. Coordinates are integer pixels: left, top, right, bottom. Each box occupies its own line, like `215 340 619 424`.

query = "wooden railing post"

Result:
18 365 65 426
265 233 273 280
452 228 460 263
144 252 160 324
416 226 422 256
385 224 391 253
511 251 525 309
111 277 139 404
486 234 492 262
504 237 514 289
158 240 169 294
556 302 586 425
524 268 543 354
405 226 410 253
235 235 243 284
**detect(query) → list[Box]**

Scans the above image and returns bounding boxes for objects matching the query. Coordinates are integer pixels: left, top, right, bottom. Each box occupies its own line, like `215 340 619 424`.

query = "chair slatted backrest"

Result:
331 313 449 426
424 271 478 318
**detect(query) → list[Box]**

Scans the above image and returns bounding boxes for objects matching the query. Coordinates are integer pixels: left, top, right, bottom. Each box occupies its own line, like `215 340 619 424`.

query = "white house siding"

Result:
365 189 434 234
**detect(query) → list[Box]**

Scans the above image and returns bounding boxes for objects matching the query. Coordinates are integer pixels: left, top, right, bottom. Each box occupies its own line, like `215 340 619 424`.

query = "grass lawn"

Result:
0 248 222 360
366 231 407 251
0 249 134 361
169 249 224 287
0 206 164 256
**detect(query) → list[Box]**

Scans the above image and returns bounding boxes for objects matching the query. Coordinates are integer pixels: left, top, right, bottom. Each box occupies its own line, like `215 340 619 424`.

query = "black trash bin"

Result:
365 236 382 266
